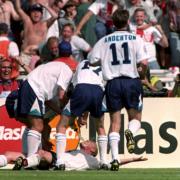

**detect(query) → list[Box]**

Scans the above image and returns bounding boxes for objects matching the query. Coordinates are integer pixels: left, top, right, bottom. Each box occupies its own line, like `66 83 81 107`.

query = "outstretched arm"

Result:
120 156 148 165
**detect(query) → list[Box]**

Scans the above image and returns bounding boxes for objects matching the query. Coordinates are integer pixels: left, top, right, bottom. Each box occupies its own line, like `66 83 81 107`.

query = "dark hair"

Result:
62 23 75 32
0 23 8 35
47 36 59 48
112 9 129 29
134 8 146 15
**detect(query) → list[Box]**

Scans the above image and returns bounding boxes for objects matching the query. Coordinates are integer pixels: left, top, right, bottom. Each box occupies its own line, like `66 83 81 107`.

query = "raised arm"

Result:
40 2 58 28
15 0 31 23
8 1 20 21
75 10 94 35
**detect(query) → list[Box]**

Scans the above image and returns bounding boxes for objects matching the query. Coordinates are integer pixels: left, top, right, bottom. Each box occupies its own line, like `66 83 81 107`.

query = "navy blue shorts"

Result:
16 80 44 118
70 84 104 118
105 77 143 112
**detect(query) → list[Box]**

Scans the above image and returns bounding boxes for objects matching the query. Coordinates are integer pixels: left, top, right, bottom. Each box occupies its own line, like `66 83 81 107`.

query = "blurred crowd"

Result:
0 0 179 97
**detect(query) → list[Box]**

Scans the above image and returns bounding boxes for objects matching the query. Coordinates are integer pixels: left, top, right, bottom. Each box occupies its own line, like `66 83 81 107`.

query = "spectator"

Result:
123 0 157 25
75 0 97 46
40 36 60 62
0 0 20 30
15 0 58 51
0 23 19 58
0 60 19 98
61 23 91 62
54 40 78 72
0 23 20 79
168 0 180 66
130 8 168 69
75 0 120 40
58 0 77 32
44 0 66 40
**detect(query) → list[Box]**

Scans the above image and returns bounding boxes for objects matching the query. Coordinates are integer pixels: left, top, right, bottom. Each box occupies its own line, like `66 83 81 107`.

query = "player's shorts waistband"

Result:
113 76 140 80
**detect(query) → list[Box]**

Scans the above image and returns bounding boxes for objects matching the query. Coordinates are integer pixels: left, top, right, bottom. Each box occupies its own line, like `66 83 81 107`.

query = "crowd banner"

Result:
0 98 180 168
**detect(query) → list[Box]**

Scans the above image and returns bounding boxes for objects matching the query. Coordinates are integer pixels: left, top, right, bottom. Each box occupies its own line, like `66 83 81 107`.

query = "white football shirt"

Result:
89 31 149 80
130 24 162 62
27 62 73 101
63 150 99 171
72 60 105 90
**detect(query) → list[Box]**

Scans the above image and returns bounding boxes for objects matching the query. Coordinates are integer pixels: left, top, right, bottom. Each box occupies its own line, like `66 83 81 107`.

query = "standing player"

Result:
89 9 148 171
55 60 108 170
6 61 73 157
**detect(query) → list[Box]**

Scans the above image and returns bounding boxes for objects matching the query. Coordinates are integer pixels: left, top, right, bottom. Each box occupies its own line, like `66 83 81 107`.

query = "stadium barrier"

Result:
0 98 180 168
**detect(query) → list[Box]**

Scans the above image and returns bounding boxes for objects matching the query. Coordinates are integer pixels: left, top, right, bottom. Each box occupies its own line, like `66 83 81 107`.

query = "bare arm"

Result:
40 2 58 28
120 156 148 165
75 10 94 35
15 0 31 23
13 56 32 74
8 1 20 21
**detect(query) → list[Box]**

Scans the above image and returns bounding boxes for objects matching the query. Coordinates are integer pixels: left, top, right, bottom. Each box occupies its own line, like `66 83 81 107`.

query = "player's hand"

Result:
74 29 82 36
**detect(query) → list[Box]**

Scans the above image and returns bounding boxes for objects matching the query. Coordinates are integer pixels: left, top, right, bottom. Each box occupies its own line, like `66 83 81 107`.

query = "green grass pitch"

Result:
0 169 180 180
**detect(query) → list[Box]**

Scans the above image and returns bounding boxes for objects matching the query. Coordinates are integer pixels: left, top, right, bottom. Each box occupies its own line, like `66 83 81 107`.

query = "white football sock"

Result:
27 130 42 157
22 128 29 156
25 154 40 168
0 155 7 167
109 132 120 161
98 135 108 165
56 133 66 165
128 119 141 135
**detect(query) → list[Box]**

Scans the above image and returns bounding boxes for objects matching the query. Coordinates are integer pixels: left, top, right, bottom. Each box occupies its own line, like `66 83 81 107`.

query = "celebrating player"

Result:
55 60 108 170
89 9 148 171
6 61 73 157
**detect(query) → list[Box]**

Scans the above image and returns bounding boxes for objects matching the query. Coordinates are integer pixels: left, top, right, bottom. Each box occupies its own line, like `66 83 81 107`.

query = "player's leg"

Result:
109 111 121 171
124 78 143 153
22 150 53 169
125 109 142 153
95 114 108 170
0 152 24 168
16 80 44 157
55 114 73 170
26 116 44 156
106 79 123 171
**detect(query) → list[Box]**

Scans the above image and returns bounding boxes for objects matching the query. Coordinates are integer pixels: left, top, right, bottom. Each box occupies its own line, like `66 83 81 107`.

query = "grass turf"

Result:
0 169 180 180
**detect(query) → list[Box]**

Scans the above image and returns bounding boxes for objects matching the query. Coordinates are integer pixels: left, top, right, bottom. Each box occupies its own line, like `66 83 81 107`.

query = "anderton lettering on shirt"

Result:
104 35 136 43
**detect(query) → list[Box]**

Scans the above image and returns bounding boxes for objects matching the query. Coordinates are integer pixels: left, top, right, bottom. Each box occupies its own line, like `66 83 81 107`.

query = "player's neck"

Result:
117 27 128 31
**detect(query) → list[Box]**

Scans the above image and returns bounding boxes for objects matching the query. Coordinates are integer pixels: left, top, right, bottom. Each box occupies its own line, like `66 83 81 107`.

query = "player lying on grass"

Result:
0 140 147 170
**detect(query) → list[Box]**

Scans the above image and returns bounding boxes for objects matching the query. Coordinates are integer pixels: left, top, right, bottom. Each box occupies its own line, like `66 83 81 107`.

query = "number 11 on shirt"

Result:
110 42 131 65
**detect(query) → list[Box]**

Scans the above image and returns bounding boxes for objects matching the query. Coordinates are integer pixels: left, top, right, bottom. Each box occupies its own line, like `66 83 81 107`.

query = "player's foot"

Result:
110 159 119 171
12 156 24 170
125 129 135 153
99 163 109 170
54 164 65 171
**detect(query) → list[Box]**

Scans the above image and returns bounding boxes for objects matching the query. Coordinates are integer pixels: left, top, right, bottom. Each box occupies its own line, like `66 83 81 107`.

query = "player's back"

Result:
90 31 148 80
72 60 104 90
27 61 73 101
